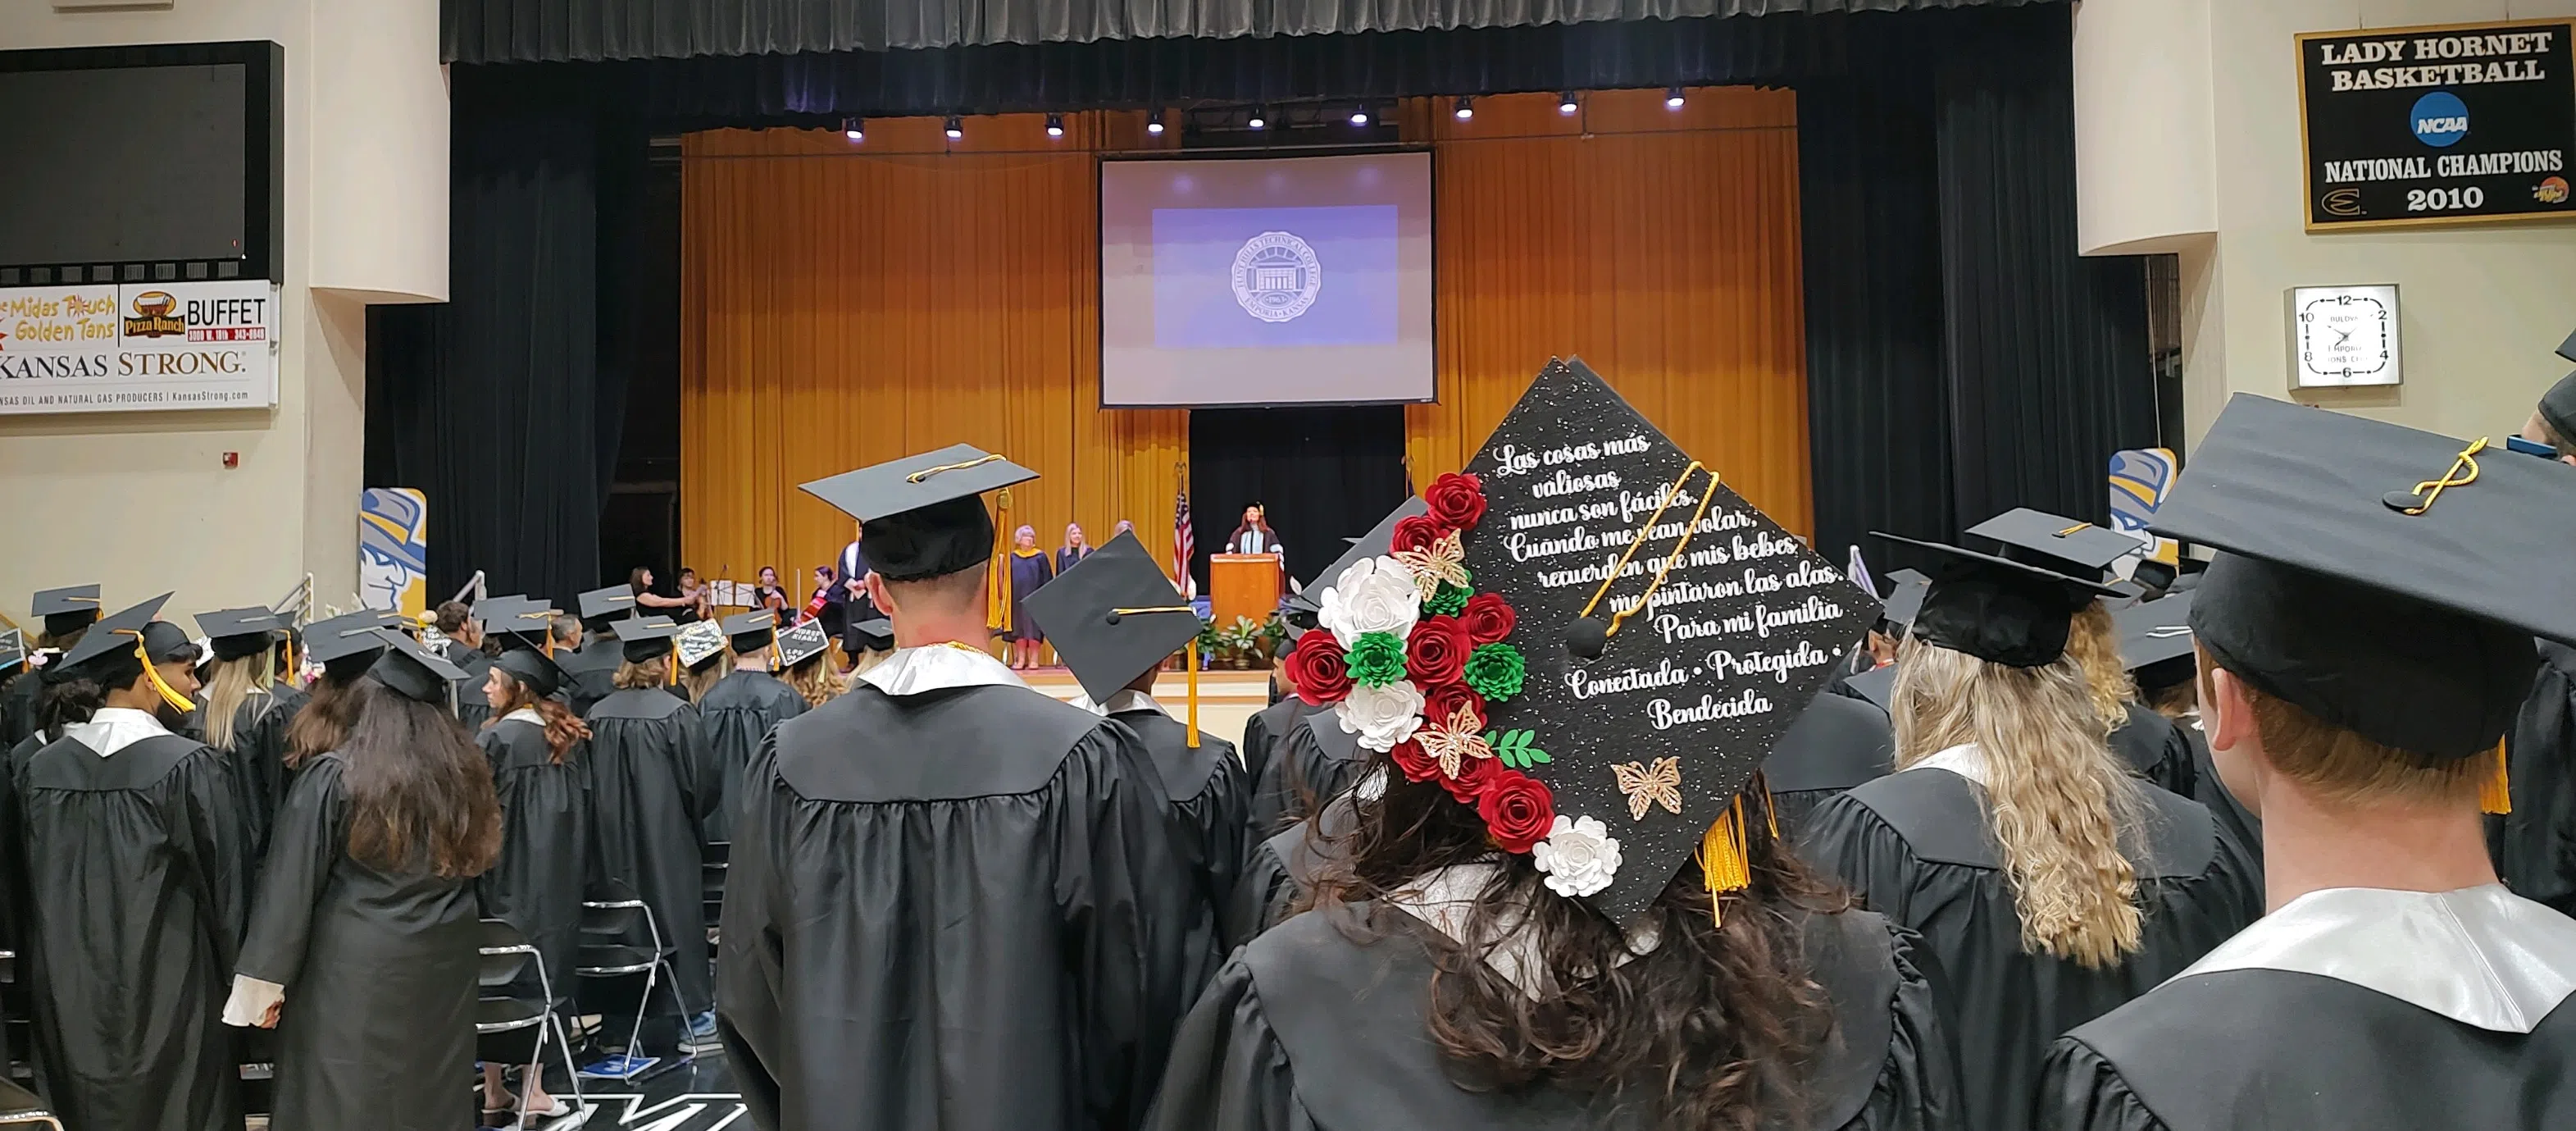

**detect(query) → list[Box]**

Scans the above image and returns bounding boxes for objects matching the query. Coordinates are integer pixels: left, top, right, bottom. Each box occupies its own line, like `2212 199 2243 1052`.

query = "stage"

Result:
1023 667 1274 753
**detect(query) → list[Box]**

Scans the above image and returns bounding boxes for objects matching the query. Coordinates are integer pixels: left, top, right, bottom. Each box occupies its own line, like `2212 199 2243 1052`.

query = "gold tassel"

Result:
2483 741 2512 815
124 632 196 714
1185 637 1200 749
1700 796 1752 928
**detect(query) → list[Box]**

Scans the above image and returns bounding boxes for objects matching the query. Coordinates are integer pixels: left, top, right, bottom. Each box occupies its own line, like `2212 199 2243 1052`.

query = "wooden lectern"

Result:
1210 554 1284 627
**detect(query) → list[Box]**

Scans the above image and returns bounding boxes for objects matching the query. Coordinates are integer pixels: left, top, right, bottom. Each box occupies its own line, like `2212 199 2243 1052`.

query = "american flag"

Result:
1173 486 1195 599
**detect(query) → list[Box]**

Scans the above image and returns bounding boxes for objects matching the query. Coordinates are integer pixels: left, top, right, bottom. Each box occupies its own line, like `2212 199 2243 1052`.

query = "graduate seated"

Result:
2036 394 2576 1130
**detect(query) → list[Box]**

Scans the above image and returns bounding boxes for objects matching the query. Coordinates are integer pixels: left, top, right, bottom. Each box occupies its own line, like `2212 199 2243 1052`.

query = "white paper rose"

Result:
1318 555 1422 650
1531 815 1622 898
1334 679 1426 753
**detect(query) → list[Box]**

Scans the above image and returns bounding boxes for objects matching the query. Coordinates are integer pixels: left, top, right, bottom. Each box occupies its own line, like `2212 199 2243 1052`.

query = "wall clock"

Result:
2290 285 2401 389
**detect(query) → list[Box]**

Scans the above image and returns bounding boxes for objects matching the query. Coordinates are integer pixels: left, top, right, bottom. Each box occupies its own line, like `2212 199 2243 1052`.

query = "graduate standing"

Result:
2036 396 2576 1129
192 607 305 871
1249 501 1422 836
10 596 245 1131
2 584 102 749
696 610 806 844
474 645 589 1124
583 615 719 1046
775 619 845 709
717 446 1198 1131
563 585 638 717
435 600 496 732
1798 533 2260 1131
1763 692 1898 839
225 632 500 1131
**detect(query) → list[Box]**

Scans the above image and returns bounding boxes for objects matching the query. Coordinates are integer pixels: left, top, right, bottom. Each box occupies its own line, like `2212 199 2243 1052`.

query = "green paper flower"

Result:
1423 581 1472 617
1345 631 1409 688
1463 642 1526 702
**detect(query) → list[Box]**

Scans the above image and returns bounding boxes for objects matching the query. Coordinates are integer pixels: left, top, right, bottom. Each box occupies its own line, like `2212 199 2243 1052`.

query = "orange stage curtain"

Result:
680 114 1185 595
1404 89 1813 535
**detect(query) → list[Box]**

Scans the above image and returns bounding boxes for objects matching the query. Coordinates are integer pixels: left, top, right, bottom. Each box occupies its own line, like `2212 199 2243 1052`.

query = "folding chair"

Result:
572 880 690 1081
0 1079 60 1130
476 919 586 1127
701 840 730 938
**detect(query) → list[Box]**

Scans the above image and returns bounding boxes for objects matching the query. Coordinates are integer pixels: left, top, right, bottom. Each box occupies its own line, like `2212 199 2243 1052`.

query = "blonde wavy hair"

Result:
681 659 726 705
785 655 850 709
1893 637 2146 969
200 651 275 752
2063 600 2138 736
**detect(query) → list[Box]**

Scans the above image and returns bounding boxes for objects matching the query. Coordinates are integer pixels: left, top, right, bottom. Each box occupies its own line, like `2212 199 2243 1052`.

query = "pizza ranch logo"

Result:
123 290 184 339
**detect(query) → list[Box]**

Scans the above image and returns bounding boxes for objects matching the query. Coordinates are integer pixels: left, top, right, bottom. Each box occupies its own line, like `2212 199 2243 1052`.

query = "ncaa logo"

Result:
1231 231 1322 323
2410 91 2469 148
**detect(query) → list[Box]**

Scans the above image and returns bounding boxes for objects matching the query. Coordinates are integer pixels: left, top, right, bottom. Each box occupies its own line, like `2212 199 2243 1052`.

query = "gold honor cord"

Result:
1575 461 1725 642
2398 438 2487 516
1111 606 1200 748
116 629 198 714
905 453 1006 484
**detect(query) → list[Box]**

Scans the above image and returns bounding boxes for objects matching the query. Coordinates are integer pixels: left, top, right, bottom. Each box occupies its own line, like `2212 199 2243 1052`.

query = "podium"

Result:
1210 554 1283 627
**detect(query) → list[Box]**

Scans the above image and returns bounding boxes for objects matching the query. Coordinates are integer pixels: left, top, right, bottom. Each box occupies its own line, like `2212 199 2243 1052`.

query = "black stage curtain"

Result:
364 108 621 607
1187 406 1409 600
447 0 2050 64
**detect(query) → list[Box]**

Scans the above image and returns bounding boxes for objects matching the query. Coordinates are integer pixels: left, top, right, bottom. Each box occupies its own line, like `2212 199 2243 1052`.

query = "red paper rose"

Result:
1405 615 1470 687
1389 738 1444 784
1440 755 1503 803
1424 472 1488 530
1390 513 1450 554
1460 592 1517 645
1477 768 1557 854
1422 682 1486 732
1285 631 1353 705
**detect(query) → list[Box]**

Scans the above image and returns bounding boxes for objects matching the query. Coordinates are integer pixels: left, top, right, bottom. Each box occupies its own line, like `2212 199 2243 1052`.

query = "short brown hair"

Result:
2233 676 2484 806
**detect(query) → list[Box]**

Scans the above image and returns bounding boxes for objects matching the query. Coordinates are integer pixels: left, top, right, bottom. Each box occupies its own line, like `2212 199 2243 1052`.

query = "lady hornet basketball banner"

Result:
0 280 279 414
2298 18 2575 230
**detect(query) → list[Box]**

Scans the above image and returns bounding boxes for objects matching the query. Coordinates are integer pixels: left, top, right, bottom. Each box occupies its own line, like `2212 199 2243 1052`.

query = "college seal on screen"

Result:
1231 231 1322 323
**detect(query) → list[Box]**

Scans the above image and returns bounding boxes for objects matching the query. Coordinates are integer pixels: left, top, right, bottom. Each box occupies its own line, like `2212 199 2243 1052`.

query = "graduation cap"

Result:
31 584 102 636
2541 370 2576 455
1286 497 1428 619
1845 664 1899 712
1871 531 2123 669
1966 507 2142 582
304 610 402 677
721 610 778 654
479 597 558 654
49 595 198 713
0 630 21 675
613 616 681 664
2150 394 2576 759
1879 568 1930 632
578 585 638 625
2114 591 2198 693
494 645 569 700
846 617 894 654
1445 358 1881 925
676 620 728 669
1023 531 1205 738
197 607 288 662
370 631 468 706
800 445 1039 582
776 619 831 668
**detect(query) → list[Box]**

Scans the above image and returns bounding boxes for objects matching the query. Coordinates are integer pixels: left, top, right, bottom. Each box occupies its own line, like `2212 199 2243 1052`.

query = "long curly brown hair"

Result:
1304 763 1849 1130
340 678 502 879
484 671 590 764
284 673 365 769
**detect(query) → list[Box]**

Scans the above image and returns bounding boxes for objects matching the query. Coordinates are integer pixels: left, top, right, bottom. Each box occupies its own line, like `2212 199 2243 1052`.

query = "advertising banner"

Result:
0 279 278 413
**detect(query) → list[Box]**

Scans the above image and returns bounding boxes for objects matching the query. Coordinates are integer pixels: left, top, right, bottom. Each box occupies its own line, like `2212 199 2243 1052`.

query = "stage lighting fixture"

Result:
1046 113 1065 138
1665 86 1686 109
1349 106 1372 126
841 116 864 142
1247 108 1267 130
1453 96 1473 121
1558 93 1578 116
944 115 964 139
1146 109 1166 135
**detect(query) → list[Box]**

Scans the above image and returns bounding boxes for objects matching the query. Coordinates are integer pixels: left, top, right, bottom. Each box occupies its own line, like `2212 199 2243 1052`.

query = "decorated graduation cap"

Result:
197 607 288 662
578 585 638 627
494 644 570 699
2150 394 2576 765
775 619 831 668
721 610 778 654
613 616 681 664
676 620 728 670
1879 568 1931 632
1285 497 1429 620
31 584 102 637
370 630 468 705
846 617 894 654
1871 532 2123 669
800 445 1039 582
1966 507 2141 582
2114 591 2197 694
1284 358 1879 926
1023 530 1205 741
49 595 198 713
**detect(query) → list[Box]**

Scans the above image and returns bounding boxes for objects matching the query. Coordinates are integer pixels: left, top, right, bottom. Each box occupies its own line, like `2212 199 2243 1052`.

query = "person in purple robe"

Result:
1006 525 1054 669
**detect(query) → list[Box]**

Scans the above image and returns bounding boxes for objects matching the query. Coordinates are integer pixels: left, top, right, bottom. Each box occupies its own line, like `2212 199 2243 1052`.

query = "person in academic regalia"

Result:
565 586 644 719
718 447 1199 1131
1224 782 1363 949
584 615 719 1048
676 618 730 706
1248 501 1425 837
2114 593 2262 879
225 632 499 1131
9 596 245 1131
192 607 304 872
777 618 853 707
1765 691 1898 840
1799 532 2260 1131
473 645 589 1125
696 610 806 843
2496 366 2576 916
1026 529 1246 993
1004 524 1054 670
2035 394 2576 1130
2 584 102 750
435 600 497 732
1829 571 1927 709
280 609 411 796
1223 504 1284 556
1055 522 1094 576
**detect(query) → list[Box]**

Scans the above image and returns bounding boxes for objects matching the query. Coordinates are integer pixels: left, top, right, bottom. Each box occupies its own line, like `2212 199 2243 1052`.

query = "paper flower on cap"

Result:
1533 815 1622 898
1318 556 1422 650
1335 679 1426 752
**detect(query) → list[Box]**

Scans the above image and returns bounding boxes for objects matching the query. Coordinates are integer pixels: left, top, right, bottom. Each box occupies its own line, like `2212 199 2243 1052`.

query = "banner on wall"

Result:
2109 448 2181 567
0 280 278 414
360 488 430 619
2298 18 2576 230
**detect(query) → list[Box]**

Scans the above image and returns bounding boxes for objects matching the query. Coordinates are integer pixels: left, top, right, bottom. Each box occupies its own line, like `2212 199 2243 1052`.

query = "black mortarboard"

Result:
614 616 681 664
303 610 401 674
2150 394 2576 758
494 645 569 699
2541 370 2576 452
0 630 21 674
2129 559 2180 597
197 607 288 661
1286 497 1427 618
1872 533 2122 668
776 620 831 668
32 584 102 636
1459 358 1880 924
479 597 558 653
51 594 173 675
2114 591 2198 692
370 631 467 705
579 585 638 625
676 620 728 669
1879 569 1930 632
846 618 894 654
721 610 778 653
800 445 1038 582
139 621 198 665
1023 531 1201 705
1966 508 2141 581
1846 664 1898 712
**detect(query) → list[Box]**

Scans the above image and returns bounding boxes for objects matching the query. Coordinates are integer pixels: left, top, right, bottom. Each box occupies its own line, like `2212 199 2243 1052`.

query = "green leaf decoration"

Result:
1484 727 1553 770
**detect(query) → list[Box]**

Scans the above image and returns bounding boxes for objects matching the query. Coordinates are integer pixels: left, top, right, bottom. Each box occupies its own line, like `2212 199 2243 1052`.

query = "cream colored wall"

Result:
2075 0 2576 444
0 0 444 628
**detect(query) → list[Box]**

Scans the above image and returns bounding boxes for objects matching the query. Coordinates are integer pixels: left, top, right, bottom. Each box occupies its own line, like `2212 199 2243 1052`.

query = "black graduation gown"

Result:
585 687 716 1014
2107 704 2196 799
0 670 37 749
1237 695 1325 810
1114 705 1248 992
560 639 623 718
1798 768 2261 1131
477 717 592 1000
1765 694 1897 841
237 752 480 1131
697 668 806 844
11 731 248 1131
213 686 302 872
449 646 495 734
1223 791 1359 950
1248 712 1364 839
2178 723 2262 883
1150 903 1961 1131
2500 641 2576 916
2037 969 2576 1129
715 680 1199 1131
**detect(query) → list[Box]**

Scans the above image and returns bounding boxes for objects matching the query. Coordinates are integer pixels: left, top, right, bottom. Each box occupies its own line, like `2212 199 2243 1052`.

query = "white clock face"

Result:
2292 285 2401 388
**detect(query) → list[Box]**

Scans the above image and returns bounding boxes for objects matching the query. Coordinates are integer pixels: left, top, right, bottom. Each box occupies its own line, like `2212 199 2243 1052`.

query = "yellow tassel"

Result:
2483 741 2512 816
125 632 196 714
1185 638 1201 749
1700 796 1752 928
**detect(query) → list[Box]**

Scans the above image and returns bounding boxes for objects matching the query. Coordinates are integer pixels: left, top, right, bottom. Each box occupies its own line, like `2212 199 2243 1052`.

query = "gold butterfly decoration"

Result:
1418 701 1494 779
1393 530 1470 602
1612 757 1683 822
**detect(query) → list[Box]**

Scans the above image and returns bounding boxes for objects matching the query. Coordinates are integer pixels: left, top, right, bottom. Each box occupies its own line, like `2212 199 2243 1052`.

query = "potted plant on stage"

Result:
1218 617 1265 669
